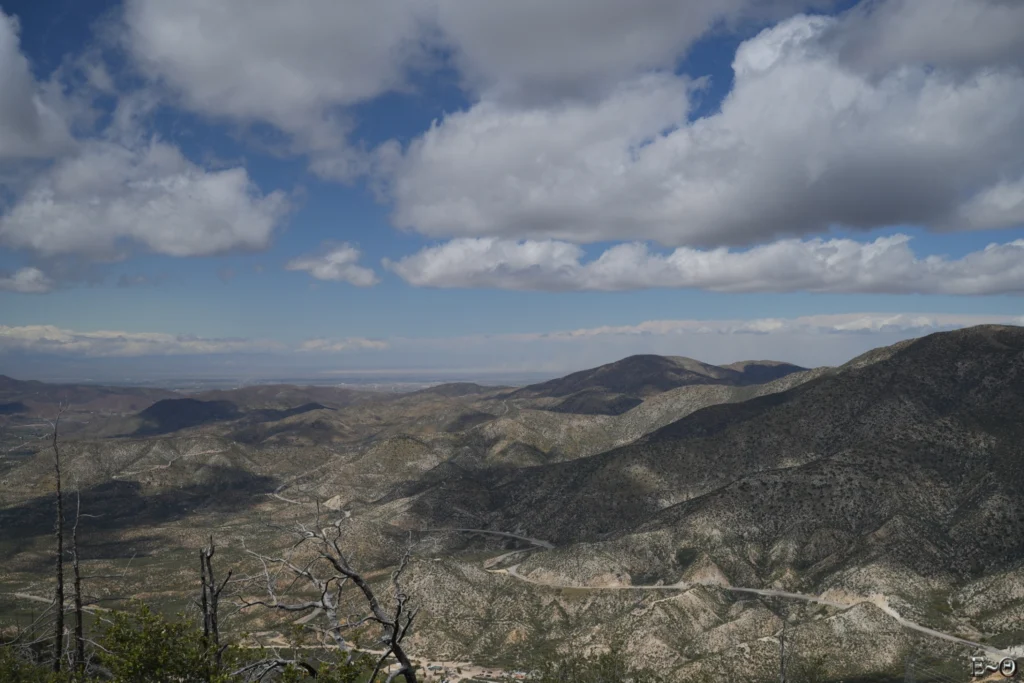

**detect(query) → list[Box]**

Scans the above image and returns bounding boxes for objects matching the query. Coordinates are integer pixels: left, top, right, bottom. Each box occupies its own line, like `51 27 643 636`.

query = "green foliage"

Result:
0 646 69 683
96 602 236 683
277 662 361 683
527 646 667 683
788 653 830 683
1 602 389 683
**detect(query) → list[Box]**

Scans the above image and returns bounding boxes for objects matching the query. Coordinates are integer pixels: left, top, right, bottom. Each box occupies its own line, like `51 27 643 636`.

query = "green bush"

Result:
527 647 667 683
0 646 69 683
96 602 235 683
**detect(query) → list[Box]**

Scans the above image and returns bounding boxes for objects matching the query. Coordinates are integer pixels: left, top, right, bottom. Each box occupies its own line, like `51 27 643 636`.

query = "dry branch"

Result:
238 507 419 682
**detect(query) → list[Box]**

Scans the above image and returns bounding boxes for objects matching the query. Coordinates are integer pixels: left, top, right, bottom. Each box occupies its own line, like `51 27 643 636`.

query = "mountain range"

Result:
1 325 1022 681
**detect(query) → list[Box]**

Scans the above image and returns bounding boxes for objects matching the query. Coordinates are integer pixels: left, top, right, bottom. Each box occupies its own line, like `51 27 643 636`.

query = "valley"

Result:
2 325 1024 681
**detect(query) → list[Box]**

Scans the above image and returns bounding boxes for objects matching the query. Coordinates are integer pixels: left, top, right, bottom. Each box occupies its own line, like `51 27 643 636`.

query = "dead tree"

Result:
751 595 794 683
199 536 232 675
778 615 788 683
239 506 419 683
72 489 85 678
49 403 69 672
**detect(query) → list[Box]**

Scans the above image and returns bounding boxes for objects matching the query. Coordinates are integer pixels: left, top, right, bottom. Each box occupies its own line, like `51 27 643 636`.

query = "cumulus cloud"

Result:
0 10 74 159
286 244 379 287
0 138 289 258
298 338 390 353
828 0 1024 74
385 235 1024 295
123 0 431 176
389 10 1024 247
0 325 286 357
119 1 841 177
0 267 54 293
434 0 830 103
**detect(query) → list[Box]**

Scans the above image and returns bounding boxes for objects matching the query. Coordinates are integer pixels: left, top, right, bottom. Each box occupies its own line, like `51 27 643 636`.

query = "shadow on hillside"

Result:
246 402 328 423
130 398 243 436
128 398 330 438
0 401 29 415
0 466 278 543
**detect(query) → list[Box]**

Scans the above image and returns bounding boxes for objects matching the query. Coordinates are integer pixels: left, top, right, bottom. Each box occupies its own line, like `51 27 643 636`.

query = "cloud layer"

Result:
2 1 1023 300
389 10 1024 247
4 315 1021 375
285 243 379 286
0 325 286 357
385 235 1024 294
0 325 387 358
298 338 390 352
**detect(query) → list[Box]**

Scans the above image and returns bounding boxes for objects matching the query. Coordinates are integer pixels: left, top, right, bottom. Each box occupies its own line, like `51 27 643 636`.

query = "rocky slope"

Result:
506 355 807 415
3 326 1023 680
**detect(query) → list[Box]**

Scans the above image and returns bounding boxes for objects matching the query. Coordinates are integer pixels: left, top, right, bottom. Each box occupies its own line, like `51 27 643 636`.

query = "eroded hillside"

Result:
2 326 1022 680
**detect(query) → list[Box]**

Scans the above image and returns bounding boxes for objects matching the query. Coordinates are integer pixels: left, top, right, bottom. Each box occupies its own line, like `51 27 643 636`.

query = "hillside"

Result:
190 383 377 410
408 326 1023 551
2 326 1023 680
0 374 177 415
508 354 807 415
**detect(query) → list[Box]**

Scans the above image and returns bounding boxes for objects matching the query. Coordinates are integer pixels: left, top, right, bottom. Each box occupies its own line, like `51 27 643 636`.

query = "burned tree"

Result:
50 403 69 672
199 536 232 675
239 505 419 682
71 489 85 678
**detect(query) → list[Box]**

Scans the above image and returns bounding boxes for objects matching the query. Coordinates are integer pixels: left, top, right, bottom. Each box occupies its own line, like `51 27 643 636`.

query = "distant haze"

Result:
4 315 1020 385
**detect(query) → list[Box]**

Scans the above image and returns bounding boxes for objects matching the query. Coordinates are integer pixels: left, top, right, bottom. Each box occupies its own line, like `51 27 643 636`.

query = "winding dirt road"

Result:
491 563 1012 659
442 525 1012 660
422 527 555 549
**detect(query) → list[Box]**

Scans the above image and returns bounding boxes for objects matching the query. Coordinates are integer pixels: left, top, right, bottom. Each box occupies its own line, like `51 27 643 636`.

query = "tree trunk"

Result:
200 537 230 679
52 408 66 673
778 613 787 683
72 490 85 679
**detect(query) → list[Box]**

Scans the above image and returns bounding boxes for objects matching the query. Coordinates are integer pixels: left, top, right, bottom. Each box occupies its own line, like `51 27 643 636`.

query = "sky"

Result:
0 0 1022 382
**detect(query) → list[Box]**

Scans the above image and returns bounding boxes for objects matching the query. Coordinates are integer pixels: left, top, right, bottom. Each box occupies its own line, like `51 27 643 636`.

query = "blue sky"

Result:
0 0 1022 381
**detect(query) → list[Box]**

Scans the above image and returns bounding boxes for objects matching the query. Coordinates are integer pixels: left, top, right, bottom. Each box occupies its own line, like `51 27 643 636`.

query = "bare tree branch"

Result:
237 513 420 682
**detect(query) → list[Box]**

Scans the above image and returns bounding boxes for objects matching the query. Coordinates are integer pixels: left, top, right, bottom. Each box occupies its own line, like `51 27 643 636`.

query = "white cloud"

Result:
0 325 286 357
0 138 289 258
0 267 54 293
385 234 1024 295
955 176 1024 231
123 0 431 176
298 338 389 353
388 11 1024 247
286 244 379 287
0 10 74 159
828 0 1024 74
434 0 827 103
477 313 1024 341
119 1 841 178
377 313 1024 371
